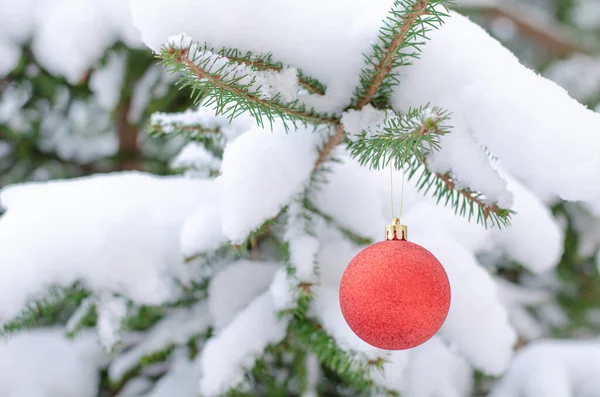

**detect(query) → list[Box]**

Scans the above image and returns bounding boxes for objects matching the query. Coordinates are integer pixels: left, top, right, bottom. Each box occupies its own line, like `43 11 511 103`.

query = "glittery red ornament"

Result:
339 221 451 350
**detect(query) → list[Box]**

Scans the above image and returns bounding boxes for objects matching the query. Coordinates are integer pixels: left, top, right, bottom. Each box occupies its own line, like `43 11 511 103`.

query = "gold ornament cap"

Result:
385 217 407 241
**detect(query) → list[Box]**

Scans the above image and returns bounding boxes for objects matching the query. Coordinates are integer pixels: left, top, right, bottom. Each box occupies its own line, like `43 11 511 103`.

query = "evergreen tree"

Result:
1 1 600 396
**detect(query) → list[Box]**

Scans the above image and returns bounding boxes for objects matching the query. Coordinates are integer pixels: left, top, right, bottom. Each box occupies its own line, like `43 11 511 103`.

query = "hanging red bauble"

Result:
339 218 451 350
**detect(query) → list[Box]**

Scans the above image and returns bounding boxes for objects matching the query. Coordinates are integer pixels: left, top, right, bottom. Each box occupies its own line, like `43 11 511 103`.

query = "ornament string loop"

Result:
386 160 407 241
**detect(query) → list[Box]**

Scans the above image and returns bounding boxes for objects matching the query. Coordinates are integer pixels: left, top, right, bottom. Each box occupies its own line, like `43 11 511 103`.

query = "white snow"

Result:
285 200 319 282
144 350 200 397
491 339 600 397
340 104 387 141
310 153 387 242
109 303 210 382
219 122 321 243
208 260 279 330
171 142 222 175
7 0 142 84
423 118 514 209
403 336 473 397
151 106 255 141
0 172 210 319
316 232 363 289
89 51 126 111
311 286 385 359
96 294 128 351
65 297 95 335
408 227 517 375
269 267 297 311
38 98 119 163
0 0 38 44
495 278 552 341
116 377 153 396
489 170 564 273
0 328 106 397
572 0 600 29
0 38 20 76
0 0 36 75
128 66 164 124
166 33 300 102
179 181 226 259
372 350 409 392
302 353 320 397
545 55 600 103
198 291 288 396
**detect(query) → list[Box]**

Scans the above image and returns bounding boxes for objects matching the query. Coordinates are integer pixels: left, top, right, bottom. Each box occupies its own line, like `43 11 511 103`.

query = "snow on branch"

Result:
0 284 87 337
219 122 321 243
347 105 513 228
414 230 516 375
160 34 337 130
418 169 513 228
0 172 209 320
96 294 128 352
393 11 600 203
490 340 600 397
221 49 327 96
198 291 288 396
290 316 390 394
108 302 210 384
284 200 319 284
347 105 451 168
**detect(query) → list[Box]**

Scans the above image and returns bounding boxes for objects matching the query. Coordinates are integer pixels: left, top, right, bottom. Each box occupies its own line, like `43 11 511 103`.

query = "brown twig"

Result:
314 123 346 171
116 98 140 171
458 2 595 57
356 0 430 109
436 172 499 220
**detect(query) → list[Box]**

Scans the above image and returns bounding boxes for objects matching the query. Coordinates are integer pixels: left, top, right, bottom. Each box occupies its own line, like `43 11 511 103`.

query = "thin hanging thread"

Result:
399 165 405 221
389 161 405 222
390 161 394 219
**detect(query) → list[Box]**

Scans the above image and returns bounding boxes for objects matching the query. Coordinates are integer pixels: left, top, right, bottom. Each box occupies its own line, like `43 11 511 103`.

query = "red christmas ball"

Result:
339 239 451 350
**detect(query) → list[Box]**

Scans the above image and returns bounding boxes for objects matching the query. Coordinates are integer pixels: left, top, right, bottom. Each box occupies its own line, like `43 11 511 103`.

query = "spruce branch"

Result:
412 166 514 228
348 105 450 170
160 43 336 130
348 105 512 228
354 0 450 108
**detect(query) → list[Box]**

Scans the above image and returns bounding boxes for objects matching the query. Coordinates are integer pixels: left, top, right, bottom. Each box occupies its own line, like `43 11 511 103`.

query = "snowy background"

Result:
1 0 600 396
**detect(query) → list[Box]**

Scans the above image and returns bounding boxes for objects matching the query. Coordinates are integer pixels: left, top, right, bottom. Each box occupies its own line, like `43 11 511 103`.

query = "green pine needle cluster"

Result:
290 319 394 395
411 166 515 228
354 0 451 108
0 284 88 337
159 42 336 130
348 106 512 227
348 105 451 169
